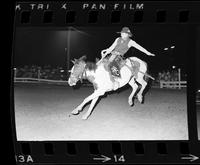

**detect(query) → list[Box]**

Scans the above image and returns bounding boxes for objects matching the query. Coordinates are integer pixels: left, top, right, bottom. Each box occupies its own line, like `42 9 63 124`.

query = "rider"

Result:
101 27 155 90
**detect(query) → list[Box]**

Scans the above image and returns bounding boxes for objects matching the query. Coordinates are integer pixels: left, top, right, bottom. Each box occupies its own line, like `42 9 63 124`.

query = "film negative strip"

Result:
11 1 200 164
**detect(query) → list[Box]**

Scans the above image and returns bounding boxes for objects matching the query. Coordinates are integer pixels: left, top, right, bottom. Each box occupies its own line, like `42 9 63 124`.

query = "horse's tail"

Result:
139 70 155 80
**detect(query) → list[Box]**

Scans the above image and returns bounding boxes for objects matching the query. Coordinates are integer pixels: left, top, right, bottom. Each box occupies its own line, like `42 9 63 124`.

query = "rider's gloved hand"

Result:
101 49 108 58
147 52 155 56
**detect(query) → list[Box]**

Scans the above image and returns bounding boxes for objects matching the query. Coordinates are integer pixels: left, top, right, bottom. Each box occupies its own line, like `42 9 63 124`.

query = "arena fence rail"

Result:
160 80 187 89
14 77 94 87
14 77 187 89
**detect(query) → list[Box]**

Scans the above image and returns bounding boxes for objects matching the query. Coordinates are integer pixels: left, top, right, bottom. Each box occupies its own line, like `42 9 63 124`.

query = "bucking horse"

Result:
68 54 155 120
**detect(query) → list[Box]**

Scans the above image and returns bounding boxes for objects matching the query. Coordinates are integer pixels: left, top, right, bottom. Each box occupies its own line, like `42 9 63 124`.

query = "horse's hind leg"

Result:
136 73 147 103
128 77 138 106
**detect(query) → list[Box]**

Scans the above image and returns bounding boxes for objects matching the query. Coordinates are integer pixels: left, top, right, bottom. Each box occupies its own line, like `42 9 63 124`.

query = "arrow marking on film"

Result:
93 155 111 163
181 154 199 162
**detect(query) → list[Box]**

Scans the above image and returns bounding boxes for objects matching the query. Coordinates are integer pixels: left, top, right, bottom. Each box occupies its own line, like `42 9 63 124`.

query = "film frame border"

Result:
11 1 200 164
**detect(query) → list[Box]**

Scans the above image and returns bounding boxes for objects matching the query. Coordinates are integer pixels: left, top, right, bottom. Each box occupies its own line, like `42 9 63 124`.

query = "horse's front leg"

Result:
71 90 103 115
82 89 106 120
82 97 99 120
71 93 95 115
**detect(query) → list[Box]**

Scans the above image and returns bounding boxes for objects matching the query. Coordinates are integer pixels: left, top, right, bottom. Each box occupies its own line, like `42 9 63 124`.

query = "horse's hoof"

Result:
128 100 133 106
81 115 88 120
71 109 80 115
71 112 79 115
137 95 143 103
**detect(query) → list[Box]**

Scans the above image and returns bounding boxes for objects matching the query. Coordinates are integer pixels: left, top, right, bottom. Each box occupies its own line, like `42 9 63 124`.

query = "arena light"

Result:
60 70 65 72
14 68 16 70
172 65 176 69
171 45 175 49
164 47 169 51
70 26 91 37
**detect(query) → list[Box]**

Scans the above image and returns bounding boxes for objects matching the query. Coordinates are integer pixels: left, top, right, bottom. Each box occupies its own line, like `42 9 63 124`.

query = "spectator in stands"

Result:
157 70 180 82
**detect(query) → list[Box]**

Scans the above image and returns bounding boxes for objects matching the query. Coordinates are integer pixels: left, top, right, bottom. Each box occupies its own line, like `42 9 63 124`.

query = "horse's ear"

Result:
79 55 87 61
95 58 100 63
71 58 78 64
71 60 75 64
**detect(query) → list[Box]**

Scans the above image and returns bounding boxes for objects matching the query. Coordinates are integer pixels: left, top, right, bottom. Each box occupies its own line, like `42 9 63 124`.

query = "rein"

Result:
79 64 87 83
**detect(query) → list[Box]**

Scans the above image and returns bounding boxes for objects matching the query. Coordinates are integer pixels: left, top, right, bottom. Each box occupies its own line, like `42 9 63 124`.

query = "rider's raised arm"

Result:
105 37 119 54
128 40 152 56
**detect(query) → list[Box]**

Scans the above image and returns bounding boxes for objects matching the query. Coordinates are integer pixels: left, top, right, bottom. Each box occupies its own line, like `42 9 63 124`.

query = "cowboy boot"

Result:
115 65 121 77
107 62 119 90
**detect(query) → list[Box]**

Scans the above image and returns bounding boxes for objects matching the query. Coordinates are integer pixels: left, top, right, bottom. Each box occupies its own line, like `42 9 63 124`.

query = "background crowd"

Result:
14 65 68 80
14 65 186 83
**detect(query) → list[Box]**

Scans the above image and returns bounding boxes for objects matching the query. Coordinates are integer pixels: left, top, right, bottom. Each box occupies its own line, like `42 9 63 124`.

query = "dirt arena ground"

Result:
14 83 189 141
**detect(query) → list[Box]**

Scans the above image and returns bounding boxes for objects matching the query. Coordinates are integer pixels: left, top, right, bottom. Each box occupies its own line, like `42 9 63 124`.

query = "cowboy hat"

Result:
117 27 132 37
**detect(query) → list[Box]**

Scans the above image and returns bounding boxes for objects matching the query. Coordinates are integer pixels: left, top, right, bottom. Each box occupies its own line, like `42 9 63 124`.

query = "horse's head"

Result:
68 55 87 86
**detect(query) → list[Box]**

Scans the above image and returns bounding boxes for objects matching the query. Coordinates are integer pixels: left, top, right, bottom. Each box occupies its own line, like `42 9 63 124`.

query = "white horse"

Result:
68 55 154 120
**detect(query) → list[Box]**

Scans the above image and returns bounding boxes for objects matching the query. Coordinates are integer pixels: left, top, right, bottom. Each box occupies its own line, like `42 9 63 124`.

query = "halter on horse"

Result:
68 55 154 120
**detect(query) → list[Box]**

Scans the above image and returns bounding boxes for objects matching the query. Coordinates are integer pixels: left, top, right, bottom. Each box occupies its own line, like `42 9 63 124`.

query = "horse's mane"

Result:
76 56 98 71
85 62 97 71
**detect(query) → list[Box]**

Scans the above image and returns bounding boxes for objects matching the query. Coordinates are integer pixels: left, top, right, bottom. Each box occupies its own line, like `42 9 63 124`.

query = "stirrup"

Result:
111 66 120 77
